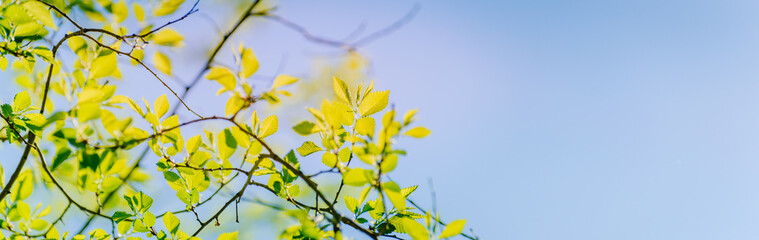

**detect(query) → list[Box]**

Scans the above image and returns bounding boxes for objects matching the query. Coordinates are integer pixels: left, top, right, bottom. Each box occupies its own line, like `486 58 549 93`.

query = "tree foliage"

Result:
0 0 476 239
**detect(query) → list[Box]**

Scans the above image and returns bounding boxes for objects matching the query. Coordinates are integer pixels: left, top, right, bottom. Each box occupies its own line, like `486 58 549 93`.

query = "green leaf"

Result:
383 182 405 211
89 53 117 79
111 211 133 223
345 195 359 213
404 218 429 240
13 91 31 112
117 220 131 234
31 219 47 231
154 94 169 118
292 121 318 136
154 51 172 75
163 211 180 235
259 115 278 138
296 141 322 156
439 219 466 239
186 135 202 153
206 67 236 92
333 76 351 104
272 75 298 89
380 154 398 173
218 128 237 160
343 168 370 187
358 90 389 116
405 126 430 138
240 47 259 78
11 171 33 201
78 102 101 123
77 88 104 104
22 1 57 30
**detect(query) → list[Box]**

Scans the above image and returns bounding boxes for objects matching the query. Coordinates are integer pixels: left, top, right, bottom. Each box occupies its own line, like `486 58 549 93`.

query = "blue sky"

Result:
5 0 759 239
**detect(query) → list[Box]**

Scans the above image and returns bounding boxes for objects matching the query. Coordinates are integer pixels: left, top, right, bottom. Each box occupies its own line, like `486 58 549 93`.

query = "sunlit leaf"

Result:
358 91 389 116
153 51 172 75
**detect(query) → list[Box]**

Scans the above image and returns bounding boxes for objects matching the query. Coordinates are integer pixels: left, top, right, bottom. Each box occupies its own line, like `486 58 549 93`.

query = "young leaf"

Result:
218 129 237 160
152 28 184 47
333 76 352 104
154 0 186 16
90 54 118 79
112 0 129 23
292 121 318 136
439 219 466 239
259 115 278 138
355 117 375 137
217 231 238 240
404 126 431 138
358 91 389 117
163 211 180 235
296 141 322 156
240 47 259 78
22 1 57 30
345 196 359 213
154 94 169 118
154 51 172 75
272 75 298 89
206 67 236 92
13 91 31 112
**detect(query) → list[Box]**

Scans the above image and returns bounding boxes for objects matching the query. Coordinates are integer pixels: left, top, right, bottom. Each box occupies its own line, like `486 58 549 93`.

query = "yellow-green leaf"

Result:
113 0 129 23
22 1 57 30
343 168 370 186
0 55 7 71
217 129 237 160
153 0 185 16
296 141 322 156
355 117 375 137
439 219 466 239
78 102 101 123
240 47 259 78
383 181 405 211
403 109 418 126
13 91 31 112
153 94 170 118
153 51 172 75
11 171 33 201
333 76 351 104
152 28 183 47
206 67 236 92
163 211 180 235
404 126 430 138
259 115 278 138
217 231 238 240
358 90 389 116
90 54 117 79
292 121 318 136
272 75 298 89
133 3 145 22
225 95 244 117
321 152 337 167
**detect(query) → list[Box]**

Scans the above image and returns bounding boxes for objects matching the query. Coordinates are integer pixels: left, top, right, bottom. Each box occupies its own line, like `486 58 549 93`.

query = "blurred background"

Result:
6 0 759 239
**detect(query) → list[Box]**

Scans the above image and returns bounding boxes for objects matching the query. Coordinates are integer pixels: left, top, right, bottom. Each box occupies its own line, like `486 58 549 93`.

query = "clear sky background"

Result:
5 0 759 239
